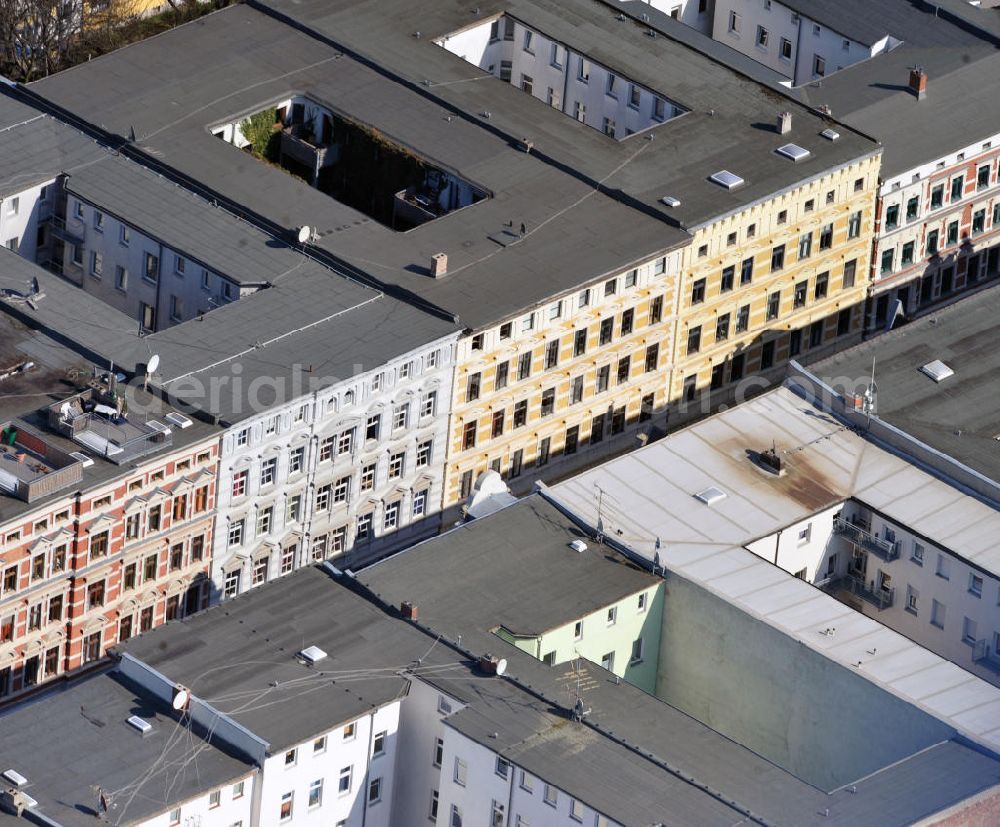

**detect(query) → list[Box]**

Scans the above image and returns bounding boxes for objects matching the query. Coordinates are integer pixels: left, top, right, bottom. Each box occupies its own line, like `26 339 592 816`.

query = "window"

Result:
565 425 579 455
848 210 862 238
616 356 630 385
462 421 477 450
963 616 978 644
578 57 590 82
930 599 946 628
798 231 812 260
544 784 558 806
770 244 785 272
421 391 437 418
815 271 829 299
650 295 664 324
544 339 559 370
630 637 644 664
936 553 950 580
766 290 780 321
843 259 857 288
143 253 159 283
550 41 562 67
926 230 939 256
513 400 528 428
951 175 964 201
232 469 248 498
728 10 741 33
450 805 463 827
756 25 768 48
368 777 382 804
388 451 405 479
541 387 556 416
881 249 895 274
970 574 983 597
780 37 792 59
947 220 959 246
645 343 659 371
338 765 353 794
901 241 915 266
628 84 641 108
90 251 103 277
819 222 833 250
537 436 551 466
973 208 986 235
454 756 468 786
495 360 509 390
687 325 701 354
280 792 293 822
813 55 825 77
599 317 613 346
720 265 735 293
365 414 381 442
691 278 706 304
794 280 807 309
517 351 532 380
114 265 129 292
736 304 750 333
169 809 181 826
620 308 634 336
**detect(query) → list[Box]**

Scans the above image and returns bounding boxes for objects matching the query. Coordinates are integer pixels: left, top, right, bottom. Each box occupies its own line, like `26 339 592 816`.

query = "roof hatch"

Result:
709 170 745 190
695 486 727 506
920 359 954 382
299 645 328 665
776 143 810 162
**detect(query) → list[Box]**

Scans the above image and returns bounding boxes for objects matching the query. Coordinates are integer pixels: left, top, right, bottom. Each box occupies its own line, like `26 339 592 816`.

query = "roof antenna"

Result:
595 484 606 543
861 356 877 427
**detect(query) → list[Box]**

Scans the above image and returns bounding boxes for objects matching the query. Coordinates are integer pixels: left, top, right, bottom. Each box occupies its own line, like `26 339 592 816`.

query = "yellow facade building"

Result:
670 154 882 415
444 249 682 506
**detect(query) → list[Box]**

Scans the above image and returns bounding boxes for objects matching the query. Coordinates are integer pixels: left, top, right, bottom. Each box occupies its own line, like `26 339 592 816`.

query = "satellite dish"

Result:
297 225 312 244
495 658 507 677
146 354 160 375
171 685 190 711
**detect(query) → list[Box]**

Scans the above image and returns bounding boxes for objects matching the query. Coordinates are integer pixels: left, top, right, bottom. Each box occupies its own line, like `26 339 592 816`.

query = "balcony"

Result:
972 640 1000 676
824 574 895 611
47 215 84 246
833 517 899 561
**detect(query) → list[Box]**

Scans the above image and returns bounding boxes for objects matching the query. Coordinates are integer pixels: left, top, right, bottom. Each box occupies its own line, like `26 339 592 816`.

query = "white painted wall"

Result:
0 180 55 265
437 17 685 139
641 0 715 34
214 334 458 600
133 772 255 827
745 504 841 583
711 0 893 85
437 728 620 827
257 703 400 827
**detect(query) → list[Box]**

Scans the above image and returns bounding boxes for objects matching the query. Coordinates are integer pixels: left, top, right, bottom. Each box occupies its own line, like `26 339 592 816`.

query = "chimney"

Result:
478 653 501 675
777 111 792 135
909 67 927 100
400 601 418 620
430 253 448 278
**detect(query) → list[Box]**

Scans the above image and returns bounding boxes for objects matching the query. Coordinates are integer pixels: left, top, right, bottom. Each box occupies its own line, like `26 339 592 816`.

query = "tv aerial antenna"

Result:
861 356 877 426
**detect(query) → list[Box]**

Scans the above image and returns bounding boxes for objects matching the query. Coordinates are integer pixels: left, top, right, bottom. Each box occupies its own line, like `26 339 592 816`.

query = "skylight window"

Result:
919 359 953 383
660 195 681 207
695 486 727 505
776 143 810 162
710 170 745 190
820 128 840 141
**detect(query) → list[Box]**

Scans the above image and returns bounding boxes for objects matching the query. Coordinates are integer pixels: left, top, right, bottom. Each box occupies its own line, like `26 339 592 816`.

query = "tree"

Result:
0 0 79 82
240 108 280 161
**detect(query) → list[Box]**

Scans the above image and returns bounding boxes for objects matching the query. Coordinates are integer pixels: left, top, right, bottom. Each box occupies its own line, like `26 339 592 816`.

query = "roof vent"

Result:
694 486 727 506
757 446 783 474
69 451 94 468
820 128 840 141
165 412 192 429
569 539 588 553
776 143 810 162
2 769 27 786
920 359 953 383
709 170 745 190
400 601 418 620
127 716 152 735
299 645 328 665
660 195 681 207
777 111 792 134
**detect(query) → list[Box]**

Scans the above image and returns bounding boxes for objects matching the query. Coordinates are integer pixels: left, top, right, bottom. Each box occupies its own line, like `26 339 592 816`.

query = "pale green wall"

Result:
535 583 664 693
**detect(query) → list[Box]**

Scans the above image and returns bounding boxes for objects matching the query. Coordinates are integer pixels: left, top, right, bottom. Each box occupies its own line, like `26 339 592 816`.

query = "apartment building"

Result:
20 555 986 827
711 0 902 86
360 496 665 692
0 275 220 702
806 291 1000 684
26 0 880 512
554 383 1000 775
672 145 876 411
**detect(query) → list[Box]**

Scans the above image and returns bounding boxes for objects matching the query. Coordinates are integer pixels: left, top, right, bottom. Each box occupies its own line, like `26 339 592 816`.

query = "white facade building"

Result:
437 16 686 140
0 180 56 266
214 336 458 600
711 0 899 86
637 0 715 34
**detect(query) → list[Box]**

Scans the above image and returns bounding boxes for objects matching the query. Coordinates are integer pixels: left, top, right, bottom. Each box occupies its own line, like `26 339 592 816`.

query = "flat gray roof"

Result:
0 91 104 199
0 251 222 522
0 671 253 827
807 285 1000 488
65 154 309 286
28 0 877 328
789 2 1000 176
360 495 658 637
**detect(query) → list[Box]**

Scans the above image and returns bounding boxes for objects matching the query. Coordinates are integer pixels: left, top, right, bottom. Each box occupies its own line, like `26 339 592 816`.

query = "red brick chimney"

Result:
909 68 927 100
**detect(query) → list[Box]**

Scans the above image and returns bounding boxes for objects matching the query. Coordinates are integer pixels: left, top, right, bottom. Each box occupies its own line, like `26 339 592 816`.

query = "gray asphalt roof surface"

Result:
806 284 1000 487
0 672 253 827
28 0 877 330
359 495 658 637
